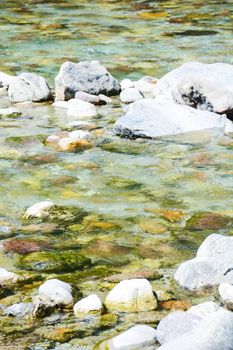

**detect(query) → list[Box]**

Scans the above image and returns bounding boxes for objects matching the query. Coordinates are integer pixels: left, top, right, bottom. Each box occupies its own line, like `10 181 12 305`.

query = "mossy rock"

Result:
46 205 88 225
99 139 147 155
186 212 232 230
17 250 91 273
106 177 143 190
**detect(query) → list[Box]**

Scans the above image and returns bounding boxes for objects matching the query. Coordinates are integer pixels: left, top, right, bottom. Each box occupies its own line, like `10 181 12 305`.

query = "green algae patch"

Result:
17 250 91 273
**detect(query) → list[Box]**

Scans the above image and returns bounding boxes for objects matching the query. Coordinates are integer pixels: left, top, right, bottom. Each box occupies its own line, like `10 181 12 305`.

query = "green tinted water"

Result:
0 1 233 349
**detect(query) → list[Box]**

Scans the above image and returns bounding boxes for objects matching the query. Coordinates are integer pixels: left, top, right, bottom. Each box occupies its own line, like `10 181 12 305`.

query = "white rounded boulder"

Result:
74 294 102 315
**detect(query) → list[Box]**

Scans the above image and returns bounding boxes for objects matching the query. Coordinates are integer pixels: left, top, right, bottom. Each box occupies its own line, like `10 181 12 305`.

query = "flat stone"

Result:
5 302 34 317
114 99 229 139
0 107 21 117
99 325 157 350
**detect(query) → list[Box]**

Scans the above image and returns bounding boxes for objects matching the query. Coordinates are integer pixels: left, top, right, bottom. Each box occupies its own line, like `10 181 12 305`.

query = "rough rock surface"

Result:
114 99 230 138
157 310 233 350
55 60 120 100
175 234 233 291
156 311 201 345
104 278 157 312
153 62 233 120
99 325 157 350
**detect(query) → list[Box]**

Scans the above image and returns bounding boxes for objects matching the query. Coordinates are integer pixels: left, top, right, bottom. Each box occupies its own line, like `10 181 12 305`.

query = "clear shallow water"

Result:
0 1 233 349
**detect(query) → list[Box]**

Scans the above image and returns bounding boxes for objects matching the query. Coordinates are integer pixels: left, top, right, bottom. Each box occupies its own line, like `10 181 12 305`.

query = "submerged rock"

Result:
157 310 233 350
66 120 97 131
55 60 120 100
175 234 233 291
104 278 157 312
24 200 55 219
185 212 230 230
46 129 93 152
3 238 51 255
0 107 21 118
99 324 157 350
73 294 102 315
153 62 233 120
0 267 20 285
156 311 201 345
114 99 230 139
17 250 91 273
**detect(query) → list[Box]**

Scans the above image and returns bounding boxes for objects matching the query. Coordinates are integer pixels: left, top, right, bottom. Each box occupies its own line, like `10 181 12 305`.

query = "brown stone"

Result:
3 238 51 255
160 300 191 311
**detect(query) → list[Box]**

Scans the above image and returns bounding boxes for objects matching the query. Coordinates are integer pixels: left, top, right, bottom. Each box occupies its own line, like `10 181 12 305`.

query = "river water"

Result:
0 0 233 349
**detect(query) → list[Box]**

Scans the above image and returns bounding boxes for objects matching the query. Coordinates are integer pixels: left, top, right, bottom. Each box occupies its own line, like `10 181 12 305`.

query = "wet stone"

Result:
3 238 51 255
185 212 231 230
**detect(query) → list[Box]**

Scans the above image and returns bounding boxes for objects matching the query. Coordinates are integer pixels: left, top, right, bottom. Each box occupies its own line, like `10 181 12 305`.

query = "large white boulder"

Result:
156 311 201 345
114 99 230 139
38 279 73 306
99 325 157 350
24 200 54 219
55 60 120 100
153 62 233 119
104 278 157 312
73 294 102 314
0 267 20 285
175 234 233 291
157 310 233 350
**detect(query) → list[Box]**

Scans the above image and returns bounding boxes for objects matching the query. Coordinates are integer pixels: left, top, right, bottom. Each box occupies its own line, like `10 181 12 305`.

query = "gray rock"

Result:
114 99 229 139
175 234 233 291
156 311 201 345
157 310 233 350
55 60 120 100
5 302 34 317
153 62 233 120
7 73 52 103
99 325 157 350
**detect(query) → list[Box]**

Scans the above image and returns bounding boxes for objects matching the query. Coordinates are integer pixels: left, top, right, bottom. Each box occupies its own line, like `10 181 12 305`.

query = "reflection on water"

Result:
0 0 233 349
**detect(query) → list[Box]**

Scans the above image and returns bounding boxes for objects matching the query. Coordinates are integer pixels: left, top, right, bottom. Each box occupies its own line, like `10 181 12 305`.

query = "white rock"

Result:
46 135 60 143
156 311 201 345
175 234 233 291
67 99 97 118
105 278 157 312
157 310 233 350
219 283 233 310
52 101 69 108
153 62 233 119
0 107 21 117
74 294 102 314
5 302 34 317
38 279 73 306
25 200 54 219
120 79 134 90
225 119 233 134
134 76 157 93
120 87 144 104
115 99 228 139
188 301 222 318
69 130 91 140
100 325 157 350
0 267 20 285
197 234 233 258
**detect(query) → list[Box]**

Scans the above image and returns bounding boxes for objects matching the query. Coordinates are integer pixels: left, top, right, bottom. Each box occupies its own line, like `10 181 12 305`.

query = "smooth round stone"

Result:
38 279 73 306
120 78 134 90
24 200 54 219
73 294 102 315
99 324 157 350
104 278 157 312
67 99 97 118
